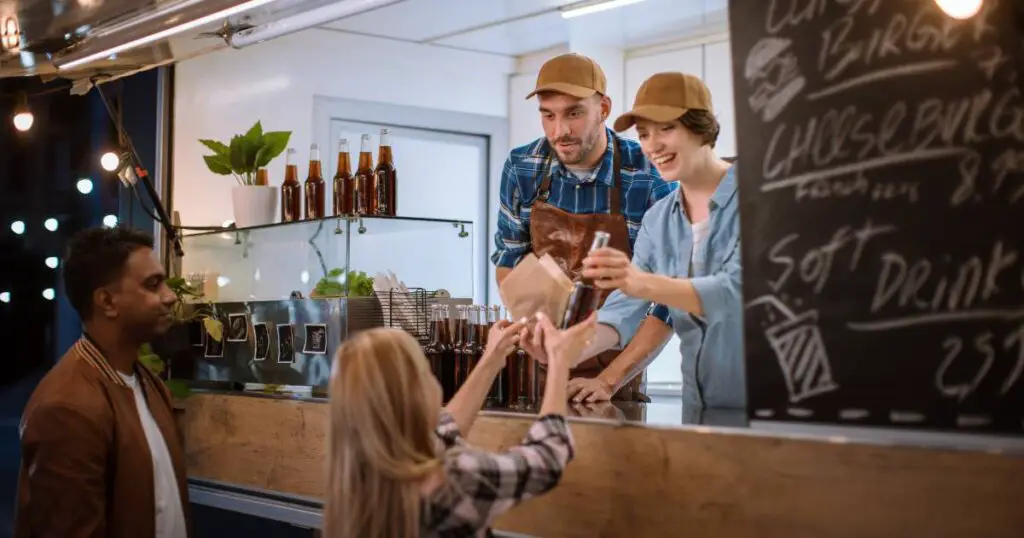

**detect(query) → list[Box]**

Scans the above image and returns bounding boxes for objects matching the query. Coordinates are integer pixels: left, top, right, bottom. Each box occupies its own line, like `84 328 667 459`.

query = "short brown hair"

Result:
679 109 720 148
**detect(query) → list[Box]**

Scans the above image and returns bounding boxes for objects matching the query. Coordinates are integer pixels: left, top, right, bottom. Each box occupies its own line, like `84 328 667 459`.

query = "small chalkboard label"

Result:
303 324 328 355
253 323 269 362
730 0 1024 434
203 329 224 359
227 313 249 343
277 324 295 364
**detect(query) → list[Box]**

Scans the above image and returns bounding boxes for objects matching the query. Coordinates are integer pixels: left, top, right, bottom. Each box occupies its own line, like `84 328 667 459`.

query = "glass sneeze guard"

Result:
180 215 474 303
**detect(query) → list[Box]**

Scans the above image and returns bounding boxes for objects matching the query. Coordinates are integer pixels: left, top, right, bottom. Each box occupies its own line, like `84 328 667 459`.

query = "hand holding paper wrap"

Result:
498 253 573 324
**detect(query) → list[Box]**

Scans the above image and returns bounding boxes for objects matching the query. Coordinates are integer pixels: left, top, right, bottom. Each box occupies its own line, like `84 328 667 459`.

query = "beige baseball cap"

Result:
613 72 713 132
525 53 607 99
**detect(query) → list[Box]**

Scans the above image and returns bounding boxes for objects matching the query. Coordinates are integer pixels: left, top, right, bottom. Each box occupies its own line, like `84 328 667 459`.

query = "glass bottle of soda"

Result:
460 306 482 387
452 305 467 390
281 148 301 223
561 231 611 328
304 143 326 220
332 138 353 216
485 305 504 408
374 128 397 217
354 134 376 216
424 305 453 400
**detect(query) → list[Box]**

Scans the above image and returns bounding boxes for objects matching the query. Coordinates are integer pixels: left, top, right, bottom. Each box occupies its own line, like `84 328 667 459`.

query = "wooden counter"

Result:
180 393 1024 538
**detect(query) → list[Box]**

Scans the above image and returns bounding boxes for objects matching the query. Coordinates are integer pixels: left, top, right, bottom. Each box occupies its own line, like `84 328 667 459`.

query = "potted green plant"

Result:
141 277 224 396
200 120 291 228
310 268 375 298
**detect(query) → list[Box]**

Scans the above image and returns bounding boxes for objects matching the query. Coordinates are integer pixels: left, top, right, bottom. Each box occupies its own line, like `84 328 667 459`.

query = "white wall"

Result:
173 28 515 227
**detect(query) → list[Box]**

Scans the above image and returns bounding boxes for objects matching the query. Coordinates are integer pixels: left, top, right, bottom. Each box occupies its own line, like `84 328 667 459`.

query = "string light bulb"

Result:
934 0 983 19
12 92 33 132
100 151 120 171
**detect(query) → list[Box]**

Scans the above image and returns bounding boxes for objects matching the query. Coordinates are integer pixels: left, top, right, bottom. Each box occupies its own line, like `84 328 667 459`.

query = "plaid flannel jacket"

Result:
421 410 575 537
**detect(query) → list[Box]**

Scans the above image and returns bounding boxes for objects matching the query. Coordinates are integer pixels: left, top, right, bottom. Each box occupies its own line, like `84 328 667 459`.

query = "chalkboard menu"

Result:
730 0 1024 434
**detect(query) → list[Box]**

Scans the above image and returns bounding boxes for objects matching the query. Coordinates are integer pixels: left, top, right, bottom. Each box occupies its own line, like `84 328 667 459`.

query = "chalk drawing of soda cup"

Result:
747 295 839 403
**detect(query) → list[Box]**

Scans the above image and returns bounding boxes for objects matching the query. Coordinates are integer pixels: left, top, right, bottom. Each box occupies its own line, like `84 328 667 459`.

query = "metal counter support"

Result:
187 478 536 537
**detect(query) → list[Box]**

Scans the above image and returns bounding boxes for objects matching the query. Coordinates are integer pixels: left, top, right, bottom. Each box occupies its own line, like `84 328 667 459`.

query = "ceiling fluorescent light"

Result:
55 0 282 70
561 0 646 19
229 0 403 49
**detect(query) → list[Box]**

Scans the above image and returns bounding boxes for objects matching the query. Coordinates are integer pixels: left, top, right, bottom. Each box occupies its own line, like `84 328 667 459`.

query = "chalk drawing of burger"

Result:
745 37 806 123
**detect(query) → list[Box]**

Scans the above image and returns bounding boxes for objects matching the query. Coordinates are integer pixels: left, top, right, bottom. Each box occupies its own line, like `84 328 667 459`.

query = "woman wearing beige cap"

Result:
568 71 745 418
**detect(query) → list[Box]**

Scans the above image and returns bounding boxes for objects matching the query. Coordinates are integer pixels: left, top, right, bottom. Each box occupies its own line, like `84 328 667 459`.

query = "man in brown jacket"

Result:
15 226 190 538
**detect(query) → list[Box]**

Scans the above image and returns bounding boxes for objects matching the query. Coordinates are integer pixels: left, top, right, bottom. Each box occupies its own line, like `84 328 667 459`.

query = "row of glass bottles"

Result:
423 304 540 409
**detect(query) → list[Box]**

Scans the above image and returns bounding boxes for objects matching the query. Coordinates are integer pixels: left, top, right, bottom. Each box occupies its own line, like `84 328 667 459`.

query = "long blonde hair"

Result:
324 328 443 538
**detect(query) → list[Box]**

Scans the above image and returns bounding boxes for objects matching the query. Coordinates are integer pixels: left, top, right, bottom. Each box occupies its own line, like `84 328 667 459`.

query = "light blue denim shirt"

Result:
597 165 745 409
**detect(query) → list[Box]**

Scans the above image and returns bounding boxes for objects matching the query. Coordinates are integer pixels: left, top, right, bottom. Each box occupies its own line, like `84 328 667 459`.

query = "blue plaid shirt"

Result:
492 128 678 325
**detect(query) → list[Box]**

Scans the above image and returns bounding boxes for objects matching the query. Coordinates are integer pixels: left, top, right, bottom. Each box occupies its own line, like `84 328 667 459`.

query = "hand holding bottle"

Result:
581 247 647 297
480 319 525 372
531 312 597 371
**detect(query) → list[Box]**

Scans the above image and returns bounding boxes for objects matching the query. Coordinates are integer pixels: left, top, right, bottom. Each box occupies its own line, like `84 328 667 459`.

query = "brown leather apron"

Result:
529 137 646 401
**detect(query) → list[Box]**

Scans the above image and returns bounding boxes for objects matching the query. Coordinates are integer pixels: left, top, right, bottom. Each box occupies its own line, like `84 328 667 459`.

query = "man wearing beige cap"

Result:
577 71 745 421
492 53 677 402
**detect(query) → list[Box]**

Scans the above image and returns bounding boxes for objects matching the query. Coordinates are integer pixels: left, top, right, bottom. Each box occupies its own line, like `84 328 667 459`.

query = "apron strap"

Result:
536 136 624 215
537 151 554 201
609 136 622 215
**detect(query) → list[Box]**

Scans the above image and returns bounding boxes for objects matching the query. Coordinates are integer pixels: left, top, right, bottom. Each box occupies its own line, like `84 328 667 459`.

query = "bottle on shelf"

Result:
374 127 397 217
561 231 611 329
332 138 353 216
485 305 504 408
304 143 326 220
354 133 376 216
281 148 301 223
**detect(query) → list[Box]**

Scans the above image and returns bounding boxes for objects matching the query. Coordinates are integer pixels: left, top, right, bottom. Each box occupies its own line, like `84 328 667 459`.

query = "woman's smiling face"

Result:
635 118 705 182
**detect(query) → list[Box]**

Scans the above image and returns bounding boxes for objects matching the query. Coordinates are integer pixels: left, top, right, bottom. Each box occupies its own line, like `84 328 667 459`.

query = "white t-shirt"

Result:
690 219 710 275
564 165 598 183
118 372 188 538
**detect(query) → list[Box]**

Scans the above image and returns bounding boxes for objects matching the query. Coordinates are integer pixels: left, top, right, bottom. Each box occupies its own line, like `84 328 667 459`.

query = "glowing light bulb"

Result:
100 152 120 171
300 270 310 284
10 220 25 235
42 288 55 300
43 218 58 232
45 257 59 269
0 292 10 303
102 214 118 228
76 178 94 194
934 0 983 19
13 112 33 131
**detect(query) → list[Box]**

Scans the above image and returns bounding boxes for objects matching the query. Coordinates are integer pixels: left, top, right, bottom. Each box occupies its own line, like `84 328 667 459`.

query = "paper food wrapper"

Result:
499 253 573 323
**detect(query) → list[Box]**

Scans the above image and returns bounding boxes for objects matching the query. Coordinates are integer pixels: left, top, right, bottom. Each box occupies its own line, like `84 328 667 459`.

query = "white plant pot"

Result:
231 185 278 228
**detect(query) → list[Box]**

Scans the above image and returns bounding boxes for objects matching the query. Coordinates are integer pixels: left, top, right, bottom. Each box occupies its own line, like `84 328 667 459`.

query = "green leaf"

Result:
138 345 165 375
165 379 192 399
199 139 230 157
166 276 187 289
229 135 247 174
328 268 344 277
203 155 232 175
204 317 224 342
258 131 291 166
244 121 263 144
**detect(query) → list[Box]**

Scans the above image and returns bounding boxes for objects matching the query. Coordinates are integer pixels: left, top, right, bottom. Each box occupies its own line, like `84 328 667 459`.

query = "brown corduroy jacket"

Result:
15 336 191 538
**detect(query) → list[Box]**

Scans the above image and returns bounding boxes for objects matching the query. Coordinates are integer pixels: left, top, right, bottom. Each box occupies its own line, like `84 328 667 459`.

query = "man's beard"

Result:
552 129 599 166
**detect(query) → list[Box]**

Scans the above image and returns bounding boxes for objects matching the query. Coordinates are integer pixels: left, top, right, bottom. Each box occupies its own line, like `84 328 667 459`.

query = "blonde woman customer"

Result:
324 314 596 538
